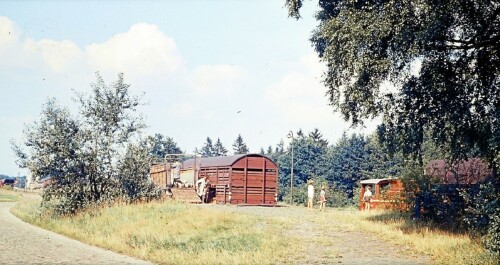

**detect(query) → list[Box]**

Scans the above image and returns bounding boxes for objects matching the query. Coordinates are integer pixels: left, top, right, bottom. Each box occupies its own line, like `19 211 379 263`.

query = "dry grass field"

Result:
8 194 499 265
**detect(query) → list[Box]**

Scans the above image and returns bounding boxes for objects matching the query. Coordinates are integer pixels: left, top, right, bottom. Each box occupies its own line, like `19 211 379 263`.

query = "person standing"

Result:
318 185 327 211
196 176 209 203
307 180 315 211
363 186 373 211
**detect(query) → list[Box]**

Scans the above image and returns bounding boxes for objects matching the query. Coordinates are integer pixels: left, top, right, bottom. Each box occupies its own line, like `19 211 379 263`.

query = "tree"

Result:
286 0 500 169
327 133 368 200
213 138 228 156
278 129 330 203
146 133 182 160
266 145 273 155
12 73 153 214
200 137 214 157
309 128 328 148
232 134 249 155
259 147 265 155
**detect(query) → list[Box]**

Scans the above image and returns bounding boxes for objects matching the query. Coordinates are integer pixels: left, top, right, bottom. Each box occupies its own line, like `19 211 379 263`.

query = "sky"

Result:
0 1 378 176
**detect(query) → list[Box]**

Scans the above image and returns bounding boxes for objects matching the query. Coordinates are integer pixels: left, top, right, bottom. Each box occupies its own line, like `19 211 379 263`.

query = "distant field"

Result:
0 188 20 202
10 197 499 265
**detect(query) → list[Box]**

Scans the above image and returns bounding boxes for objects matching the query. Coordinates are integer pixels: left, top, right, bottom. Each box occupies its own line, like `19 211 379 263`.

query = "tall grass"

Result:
11 200 300 265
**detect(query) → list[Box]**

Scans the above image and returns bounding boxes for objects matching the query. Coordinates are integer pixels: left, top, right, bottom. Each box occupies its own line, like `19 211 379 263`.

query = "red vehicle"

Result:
359 178 405 210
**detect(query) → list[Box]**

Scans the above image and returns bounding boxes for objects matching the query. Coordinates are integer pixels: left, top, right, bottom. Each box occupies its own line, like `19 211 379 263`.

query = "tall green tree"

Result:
286 0 500 168
12 73 153 214
327 133 368 199
278 129 329 203
232 134 249 155
213 138 228 156
200 137 214 157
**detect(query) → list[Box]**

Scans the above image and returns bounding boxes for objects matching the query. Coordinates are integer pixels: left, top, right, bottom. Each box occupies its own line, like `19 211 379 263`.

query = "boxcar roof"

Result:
182 154 275 169
360 178 398 185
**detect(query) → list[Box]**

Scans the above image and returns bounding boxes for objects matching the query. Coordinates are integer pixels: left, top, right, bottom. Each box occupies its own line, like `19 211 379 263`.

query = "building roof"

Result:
425 158 491 184
182 154 275 169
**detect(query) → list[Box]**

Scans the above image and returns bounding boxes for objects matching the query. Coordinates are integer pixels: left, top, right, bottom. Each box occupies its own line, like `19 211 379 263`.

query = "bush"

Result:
463 178 500 256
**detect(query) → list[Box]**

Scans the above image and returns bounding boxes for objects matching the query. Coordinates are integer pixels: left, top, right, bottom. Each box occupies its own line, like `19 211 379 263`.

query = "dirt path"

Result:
0 202 151 265
207 205 432 265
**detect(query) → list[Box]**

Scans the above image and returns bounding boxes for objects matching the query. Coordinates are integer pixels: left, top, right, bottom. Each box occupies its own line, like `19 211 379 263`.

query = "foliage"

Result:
277 129 329 203
401 161 500 256
232 134 249 155
463 179 500 256
213 138 228 156
12 73 155 215
146 133 182 161
200 137 214 157
118 142 158 202
287 0 499 253
327 133 368 199
287 0 499 167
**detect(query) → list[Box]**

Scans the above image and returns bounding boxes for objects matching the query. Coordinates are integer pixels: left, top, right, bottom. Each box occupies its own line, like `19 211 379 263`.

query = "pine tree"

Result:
200 137 214 157
232 134 249 155
267 145 273 155
213 138 228 156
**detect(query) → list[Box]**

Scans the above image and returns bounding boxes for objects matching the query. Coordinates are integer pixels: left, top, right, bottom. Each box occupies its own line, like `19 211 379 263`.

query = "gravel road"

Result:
0 202 151 265
207 204 432 265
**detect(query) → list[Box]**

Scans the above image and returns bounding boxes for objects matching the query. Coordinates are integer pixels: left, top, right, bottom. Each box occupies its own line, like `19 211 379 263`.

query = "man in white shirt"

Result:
196 176 209 203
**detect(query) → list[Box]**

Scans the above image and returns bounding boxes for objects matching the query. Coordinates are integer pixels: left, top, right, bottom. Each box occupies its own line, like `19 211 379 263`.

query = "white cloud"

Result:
265 53 380 140
0 16 83 72
24 39 83 72
0 16 17 49
266 54 331 124
86 23 183 76
189 64 245 94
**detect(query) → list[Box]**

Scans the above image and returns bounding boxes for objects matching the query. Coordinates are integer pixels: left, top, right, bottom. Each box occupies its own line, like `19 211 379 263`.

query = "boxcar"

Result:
182 154 278 205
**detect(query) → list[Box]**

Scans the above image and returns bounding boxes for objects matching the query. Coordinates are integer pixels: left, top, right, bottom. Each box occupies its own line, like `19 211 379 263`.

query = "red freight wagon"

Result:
182 154 278 205
150 154 278 205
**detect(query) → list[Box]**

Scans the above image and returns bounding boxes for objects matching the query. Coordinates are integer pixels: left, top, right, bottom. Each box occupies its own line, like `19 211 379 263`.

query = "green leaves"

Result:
288 0 500 169
13 73 155 215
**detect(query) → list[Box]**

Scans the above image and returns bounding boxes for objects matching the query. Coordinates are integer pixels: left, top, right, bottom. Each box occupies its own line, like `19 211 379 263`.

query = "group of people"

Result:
306 181 374 211
306 180 327 211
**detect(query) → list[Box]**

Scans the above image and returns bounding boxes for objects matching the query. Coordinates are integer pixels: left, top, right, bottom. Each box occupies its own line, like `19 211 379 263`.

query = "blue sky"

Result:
0 1 378 176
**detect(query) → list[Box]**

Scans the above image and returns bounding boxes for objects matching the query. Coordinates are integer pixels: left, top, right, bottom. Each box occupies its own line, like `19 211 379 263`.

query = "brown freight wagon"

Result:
182 154 278 205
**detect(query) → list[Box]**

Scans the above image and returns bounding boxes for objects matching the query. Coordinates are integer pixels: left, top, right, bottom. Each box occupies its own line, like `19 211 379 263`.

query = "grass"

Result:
11 199 300 265
0 187 20 202
10 197 498 265
310 208 498 265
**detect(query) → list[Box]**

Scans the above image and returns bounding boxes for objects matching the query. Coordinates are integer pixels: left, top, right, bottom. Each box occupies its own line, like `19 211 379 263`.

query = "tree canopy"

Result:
286 0 500 168
12 73 155 214
232 134 249 155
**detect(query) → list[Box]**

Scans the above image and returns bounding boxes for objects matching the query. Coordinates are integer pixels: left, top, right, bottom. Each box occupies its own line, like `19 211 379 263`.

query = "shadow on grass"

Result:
366 211 469 236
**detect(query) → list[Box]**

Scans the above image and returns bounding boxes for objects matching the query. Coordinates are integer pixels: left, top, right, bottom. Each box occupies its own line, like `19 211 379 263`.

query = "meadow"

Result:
7 192 499 265
0 187 20 202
